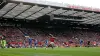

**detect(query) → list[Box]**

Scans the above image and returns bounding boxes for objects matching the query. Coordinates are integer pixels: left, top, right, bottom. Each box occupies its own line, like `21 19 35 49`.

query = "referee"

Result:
0 35 6 49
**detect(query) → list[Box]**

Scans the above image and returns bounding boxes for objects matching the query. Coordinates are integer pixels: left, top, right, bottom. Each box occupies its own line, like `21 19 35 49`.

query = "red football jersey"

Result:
38 42 42 45
50 37 55 42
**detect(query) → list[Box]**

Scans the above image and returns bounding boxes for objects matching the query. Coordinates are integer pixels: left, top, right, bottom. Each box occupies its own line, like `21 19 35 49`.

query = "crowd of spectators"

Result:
0 26 100 48
20 28 100 47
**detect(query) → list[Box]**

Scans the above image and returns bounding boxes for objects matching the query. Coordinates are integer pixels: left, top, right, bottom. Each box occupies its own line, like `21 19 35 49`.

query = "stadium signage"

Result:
67 5 100 12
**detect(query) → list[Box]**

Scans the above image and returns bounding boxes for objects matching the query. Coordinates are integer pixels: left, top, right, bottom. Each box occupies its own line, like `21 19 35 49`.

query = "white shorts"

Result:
94 44 96 45
50 42 54 45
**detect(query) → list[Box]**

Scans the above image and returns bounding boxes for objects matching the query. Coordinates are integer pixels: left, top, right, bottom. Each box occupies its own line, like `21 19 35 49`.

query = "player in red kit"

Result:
48 34 56 49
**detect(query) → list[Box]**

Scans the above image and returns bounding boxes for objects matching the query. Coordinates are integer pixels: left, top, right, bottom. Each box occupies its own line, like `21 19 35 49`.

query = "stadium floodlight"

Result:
50 8 67 15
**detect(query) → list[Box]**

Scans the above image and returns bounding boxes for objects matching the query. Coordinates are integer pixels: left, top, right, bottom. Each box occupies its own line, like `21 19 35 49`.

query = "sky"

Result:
16 0 100 8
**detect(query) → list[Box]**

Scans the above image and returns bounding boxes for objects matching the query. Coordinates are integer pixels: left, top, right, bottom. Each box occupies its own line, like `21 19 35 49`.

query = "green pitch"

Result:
0 47 100 56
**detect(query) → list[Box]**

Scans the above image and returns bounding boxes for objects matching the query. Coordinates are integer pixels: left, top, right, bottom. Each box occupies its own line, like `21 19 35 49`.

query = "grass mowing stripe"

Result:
0 47 100 56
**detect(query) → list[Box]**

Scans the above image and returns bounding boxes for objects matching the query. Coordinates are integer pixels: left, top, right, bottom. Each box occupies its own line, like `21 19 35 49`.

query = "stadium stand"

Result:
1 1 100 56
0 0 100 48
0 26 99 48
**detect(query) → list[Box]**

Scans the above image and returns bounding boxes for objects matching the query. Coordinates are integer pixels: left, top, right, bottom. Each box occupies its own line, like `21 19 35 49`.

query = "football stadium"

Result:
0 0 100 56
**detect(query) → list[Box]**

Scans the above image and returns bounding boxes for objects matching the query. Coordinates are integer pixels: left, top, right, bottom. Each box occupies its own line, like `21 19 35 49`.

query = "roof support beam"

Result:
69 11 78 16
13 5 33 18
1 3 19 17
80 12 88 17
24 7 45 19
59 10 68 15
46 9 57 15
0 1 7 9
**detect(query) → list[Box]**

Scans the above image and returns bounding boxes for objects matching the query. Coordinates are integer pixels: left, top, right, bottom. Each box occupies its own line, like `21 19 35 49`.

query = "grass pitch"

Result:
0 47 100 56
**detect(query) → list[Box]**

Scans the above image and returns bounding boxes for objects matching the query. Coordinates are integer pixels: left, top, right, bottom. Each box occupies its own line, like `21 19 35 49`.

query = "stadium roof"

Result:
0 0 100 25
